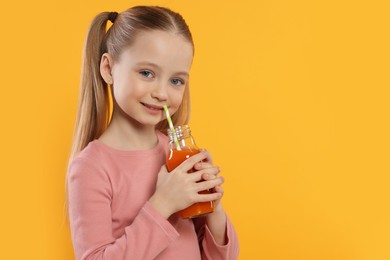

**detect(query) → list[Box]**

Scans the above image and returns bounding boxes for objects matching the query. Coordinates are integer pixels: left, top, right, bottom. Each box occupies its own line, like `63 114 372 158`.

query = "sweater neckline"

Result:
91 131 168 157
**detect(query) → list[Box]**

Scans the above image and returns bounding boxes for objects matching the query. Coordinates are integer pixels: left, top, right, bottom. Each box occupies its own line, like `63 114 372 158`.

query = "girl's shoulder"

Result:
67 139 108 177
70 130 168 166
67 131 169 187
71 139 107 162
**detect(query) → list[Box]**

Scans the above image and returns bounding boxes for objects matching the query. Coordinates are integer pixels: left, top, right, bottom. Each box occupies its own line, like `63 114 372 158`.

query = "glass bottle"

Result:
166 125 215 218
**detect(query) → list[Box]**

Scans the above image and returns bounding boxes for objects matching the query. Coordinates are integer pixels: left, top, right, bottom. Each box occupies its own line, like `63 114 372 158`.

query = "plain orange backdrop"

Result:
0 0 389 259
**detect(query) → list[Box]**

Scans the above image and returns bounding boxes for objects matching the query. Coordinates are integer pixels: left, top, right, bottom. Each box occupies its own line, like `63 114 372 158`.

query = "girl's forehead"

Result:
118 30 193 69
131 30 192 51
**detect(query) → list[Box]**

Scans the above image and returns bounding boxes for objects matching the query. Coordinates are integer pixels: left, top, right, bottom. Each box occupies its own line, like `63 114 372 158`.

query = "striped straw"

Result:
163 105 181 150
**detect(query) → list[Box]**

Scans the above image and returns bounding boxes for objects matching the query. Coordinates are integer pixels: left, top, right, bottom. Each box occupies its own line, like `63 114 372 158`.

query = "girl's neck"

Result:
98 112 158 151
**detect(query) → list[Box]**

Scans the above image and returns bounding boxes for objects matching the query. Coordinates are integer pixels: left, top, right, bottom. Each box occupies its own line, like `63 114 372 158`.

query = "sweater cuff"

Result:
204 222 230 249
142 201 180 241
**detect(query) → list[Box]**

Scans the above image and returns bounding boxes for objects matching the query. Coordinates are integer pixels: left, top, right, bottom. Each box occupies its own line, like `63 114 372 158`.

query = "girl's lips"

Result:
141 102 164 111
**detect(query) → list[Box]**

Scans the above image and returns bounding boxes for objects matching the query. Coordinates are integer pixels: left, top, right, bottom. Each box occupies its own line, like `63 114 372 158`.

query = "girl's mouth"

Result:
141 102 164 111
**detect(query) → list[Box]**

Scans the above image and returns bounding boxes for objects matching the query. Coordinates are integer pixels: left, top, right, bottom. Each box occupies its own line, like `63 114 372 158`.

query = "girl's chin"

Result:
136 118 165 127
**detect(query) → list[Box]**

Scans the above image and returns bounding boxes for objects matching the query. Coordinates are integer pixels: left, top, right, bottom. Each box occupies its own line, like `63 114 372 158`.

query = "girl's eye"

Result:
140 70 154 78
171 78 185 86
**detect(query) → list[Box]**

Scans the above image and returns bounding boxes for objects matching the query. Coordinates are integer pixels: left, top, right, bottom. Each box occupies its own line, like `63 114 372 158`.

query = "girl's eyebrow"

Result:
175 71 189 77
136 61 160 69
136 61 189 77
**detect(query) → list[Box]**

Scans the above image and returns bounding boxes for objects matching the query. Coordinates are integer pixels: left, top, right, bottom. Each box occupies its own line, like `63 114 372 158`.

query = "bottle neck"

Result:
167 125 198 150
167 125 191 141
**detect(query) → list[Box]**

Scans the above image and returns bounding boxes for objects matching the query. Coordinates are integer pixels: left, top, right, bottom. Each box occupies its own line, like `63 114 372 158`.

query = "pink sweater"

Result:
67 131 239 260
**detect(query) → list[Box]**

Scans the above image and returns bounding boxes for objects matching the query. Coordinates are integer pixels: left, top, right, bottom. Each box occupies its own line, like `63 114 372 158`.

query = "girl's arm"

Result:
193 206 240 260
68 157 179 260
192 157 240 259
205 191 228 245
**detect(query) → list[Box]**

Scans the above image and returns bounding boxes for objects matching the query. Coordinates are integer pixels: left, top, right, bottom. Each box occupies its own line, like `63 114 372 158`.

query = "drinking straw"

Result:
163 105 181 150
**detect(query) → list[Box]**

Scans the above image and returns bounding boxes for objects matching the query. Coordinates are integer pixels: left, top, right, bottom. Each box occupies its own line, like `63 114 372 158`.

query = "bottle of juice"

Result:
166 125 215 219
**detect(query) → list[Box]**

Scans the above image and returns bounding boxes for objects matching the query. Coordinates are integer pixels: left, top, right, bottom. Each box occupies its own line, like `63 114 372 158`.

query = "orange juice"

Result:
166 125 215 218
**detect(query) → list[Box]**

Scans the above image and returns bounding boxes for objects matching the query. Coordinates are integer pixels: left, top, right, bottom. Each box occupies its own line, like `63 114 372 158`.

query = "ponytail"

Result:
70 12 112 158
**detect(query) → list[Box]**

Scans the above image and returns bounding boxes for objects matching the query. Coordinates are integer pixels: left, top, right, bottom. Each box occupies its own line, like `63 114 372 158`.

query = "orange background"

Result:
1 0 389 259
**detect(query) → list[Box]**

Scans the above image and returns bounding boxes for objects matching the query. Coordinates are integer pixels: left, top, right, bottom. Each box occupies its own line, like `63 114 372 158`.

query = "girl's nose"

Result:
151 84 168 101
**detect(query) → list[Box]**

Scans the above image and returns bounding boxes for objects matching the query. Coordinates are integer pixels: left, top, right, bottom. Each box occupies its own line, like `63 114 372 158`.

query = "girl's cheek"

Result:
169 93 183 108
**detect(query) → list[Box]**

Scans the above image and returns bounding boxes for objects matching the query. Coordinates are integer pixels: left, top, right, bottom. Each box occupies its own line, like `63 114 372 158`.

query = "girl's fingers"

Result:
214 185 224 195
195 176 224 192
199 149 214 165
201 167 220 180
176 149 215 174
177 151 209 173
188 166 220 182
195 192 222 203
194 161 215 171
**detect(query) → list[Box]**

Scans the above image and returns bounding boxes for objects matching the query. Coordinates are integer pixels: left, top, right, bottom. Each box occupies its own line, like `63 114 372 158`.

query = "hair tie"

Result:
108 12 118 23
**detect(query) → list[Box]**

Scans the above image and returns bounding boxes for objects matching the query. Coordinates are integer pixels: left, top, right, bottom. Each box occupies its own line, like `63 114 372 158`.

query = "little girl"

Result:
67 6 239 260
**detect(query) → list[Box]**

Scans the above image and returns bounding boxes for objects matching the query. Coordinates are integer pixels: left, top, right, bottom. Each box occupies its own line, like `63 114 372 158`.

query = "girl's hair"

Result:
70 6 194 158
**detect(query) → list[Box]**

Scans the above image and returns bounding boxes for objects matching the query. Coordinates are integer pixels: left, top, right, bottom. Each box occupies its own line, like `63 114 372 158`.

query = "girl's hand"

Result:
194 150 228 245
193 150 224 211
149 150 224 219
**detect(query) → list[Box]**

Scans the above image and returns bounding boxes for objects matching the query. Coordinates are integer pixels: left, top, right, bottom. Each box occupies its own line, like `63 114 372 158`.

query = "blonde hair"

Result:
70 6 194 158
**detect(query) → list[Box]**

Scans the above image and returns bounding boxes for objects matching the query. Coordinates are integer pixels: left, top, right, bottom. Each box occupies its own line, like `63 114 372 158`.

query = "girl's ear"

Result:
100 53 114 85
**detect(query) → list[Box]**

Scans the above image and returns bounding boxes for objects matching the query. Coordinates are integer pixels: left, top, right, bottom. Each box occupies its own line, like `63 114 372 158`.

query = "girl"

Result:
67 6 239 260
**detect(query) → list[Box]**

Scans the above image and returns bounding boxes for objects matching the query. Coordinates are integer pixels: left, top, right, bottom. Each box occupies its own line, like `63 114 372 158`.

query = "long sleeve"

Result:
68 157 180 260
195 215 240 260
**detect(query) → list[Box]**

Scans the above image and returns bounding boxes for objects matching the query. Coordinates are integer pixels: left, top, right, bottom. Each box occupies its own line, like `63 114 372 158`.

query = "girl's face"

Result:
109 30 193 127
